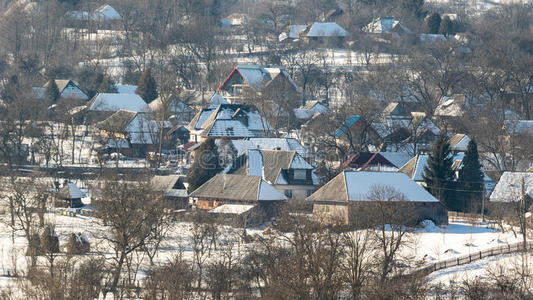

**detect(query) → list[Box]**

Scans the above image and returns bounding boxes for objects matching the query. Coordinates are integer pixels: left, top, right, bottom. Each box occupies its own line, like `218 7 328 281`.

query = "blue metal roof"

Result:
335 115 360 138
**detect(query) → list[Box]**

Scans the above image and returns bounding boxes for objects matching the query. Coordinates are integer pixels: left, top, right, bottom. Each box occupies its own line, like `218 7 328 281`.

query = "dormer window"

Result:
293 169 307 180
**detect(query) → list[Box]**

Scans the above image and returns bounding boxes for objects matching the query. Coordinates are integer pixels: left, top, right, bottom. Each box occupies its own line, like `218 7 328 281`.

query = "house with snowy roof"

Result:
35 79 89 102
148 96 195 125
225 149 319 199
490 172 533 204
363 17 412 36
222 137 308 158
87 93 150 122
294 100 330 120
434 94 469 129
342 152 412 172
308 171 448 225
114 84 137 94
67 4 121 22
95 110 172 157
279 22 347 45
217 65 300 104
372 110 441 156
187 104 272 142
189 174 286 223
301 22 348 45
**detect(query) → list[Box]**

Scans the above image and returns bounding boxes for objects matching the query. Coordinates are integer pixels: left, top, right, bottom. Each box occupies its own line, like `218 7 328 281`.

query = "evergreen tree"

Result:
457 139 484 212
187 138 221 192
438 16 454 36
88 73 104 98
98 76 118 93
45 79 60 103
136 69 158 103
424 12 441 34
423 133 455 208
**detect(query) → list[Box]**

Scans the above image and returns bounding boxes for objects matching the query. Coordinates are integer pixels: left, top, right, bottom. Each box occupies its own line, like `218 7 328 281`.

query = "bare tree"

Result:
93 180 168 298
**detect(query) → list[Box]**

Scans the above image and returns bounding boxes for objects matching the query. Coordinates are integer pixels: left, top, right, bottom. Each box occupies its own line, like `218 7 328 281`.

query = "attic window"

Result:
294 169 307 180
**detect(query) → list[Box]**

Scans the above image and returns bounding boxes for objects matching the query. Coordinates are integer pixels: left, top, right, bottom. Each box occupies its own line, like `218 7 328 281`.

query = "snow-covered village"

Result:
0 0 532 299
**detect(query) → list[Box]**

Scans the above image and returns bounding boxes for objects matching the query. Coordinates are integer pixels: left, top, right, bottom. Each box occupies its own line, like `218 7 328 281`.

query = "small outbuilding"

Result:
56 182 85 208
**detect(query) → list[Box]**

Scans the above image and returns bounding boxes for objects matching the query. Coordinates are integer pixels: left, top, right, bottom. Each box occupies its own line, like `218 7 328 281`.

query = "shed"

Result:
56 182 85 208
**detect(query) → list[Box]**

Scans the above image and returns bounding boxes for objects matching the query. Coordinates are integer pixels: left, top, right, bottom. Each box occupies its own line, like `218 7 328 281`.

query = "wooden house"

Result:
87 93 149 123
187 104 272 142
217 65 300 104
189 174 286 223
225 149 319 199
308 171 449 226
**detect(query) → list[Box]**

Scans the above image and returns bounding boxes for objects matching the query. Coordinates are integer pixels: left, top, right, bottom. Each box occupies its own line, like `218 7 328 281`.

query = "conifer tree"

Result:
424 12 441 34
457 139 484 212
423 133 455 208
187 138 220 192
438 15 454 36
136 69 158 103
98 76 118 93
45 79 60 103
88 73 104 98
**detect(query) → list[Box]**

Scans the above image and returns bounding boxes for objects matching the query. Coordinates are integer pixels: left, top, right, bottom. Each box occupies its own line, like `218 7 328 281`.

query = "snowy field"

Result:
427 251 533 285
0 206 528 277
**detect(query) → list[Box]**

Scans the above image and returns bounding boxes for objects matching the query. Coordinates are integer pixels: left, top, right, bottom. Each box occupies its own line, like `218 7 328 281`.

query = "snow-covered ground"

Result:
409 220 525 265
0 202 530 297
427 251 533 285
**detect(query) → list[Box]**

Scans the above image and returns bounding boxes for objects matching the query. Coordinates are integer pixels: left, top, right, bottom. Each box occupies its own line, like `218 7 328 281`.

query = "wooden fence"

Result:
414 241 533 277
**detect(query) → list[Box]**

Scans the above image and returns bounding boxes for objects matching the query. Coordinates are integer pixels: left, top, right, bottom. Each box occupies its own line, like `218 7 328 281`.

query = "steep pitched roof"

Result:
95 109 137 132
364 17 411 34
294 101 330 119
58 182 85 199
44 79 88 100
399 153 465 181
449 134 470 151
148 97 193 114
307 171 439 202
218 65 299 93
189 174 286 201
209 92 229 108
434 94 466 117
189 104 272 133
227 149 314 185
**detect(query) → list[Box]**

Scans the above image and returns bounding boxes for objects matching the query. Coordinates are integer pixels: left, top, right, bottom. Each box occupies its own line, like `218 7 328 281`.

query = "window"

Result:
293 169 307 180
